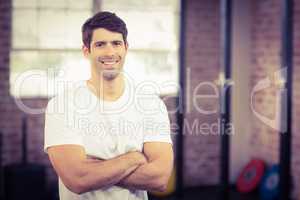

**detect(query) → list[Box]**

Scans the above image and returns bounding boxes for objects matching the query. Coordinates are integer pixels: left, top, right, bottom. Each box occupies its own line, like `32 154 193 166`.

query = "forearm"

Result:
118 159 170 192
73 152 145 194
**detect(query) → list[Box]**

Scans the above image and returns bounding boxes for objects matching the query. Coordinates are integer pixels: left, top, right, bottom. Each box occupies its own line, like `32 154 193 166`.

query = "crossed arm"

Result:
47 142 173 194
117 142 174 192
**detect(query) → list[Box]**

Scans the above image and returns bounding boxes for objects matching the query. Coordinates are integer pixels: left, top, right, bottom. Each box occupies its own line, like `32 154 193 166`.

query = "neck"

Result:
87 72 125 101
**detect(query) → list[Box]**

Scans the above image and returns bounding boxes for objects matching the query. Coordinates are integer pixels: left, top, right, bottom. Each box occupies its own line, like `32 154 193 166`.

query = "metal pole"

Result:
220 0 232 199
176 0 186 198
93 0 102 14
279 0 293 199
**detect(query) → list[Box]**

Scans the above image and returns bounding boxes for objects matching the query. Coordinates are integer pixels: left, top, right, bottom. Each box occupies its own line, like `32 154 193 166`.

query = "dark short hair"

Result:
81 11 128 50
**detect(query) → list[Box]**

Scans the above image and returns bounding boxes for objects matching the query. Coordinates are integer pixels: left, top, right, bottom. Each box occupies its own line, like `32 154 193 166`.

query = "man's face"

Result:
84 28 128 80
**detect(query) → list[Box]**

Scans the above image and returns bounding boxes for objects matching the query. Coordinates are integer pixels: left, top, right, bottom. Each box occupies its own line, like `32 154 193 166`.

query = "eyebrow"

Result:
93 40 124 45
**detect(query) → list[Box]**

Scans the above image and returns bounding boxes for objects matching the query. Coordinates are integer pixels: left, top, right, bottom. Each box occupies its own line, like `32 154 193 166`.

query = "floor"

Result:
2 184 262 200
148 186 260 200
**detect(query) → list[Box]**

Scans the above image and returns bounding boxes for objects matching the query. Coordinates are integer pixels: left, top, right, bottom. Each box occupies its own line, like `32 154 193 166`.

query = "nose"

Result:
103 44 115 57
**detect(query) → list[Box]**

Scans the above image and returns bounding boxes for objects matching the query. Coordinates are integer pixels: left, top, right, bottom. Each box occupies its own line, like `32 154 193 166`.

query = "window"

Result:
10 0 179 97
10 0 93 97
102 0 179 95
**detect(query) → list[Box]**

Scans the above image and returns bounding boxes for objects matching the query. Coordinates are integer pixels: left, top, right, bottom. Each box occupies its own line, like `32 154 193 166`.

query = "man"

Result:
44 11 174 200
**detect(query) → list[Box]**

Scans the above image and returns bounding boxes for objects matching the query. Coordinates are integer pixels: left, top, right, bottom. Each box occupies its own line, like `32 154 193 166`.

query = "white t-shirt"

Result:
44 81 172 200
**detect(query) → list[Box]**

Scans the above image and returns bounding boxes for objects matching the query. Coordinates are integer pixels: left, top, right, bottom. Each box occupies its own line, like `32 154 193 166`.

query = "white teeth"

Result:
102 61 117 65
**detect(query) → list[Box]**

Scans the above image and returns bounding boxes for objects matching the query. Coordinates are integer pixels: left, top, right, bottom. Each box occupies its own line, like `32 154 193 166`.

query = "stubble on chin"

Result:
101 69 120 80
94 56 124 80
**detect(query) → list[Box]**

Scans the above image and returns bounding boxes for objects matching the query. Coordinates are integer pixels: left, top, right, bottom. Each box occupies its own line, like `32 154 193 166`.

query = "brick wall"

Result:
250 0 281 163
183 0 220 186
0 0 57 186
292 0 300 199
0 0 15 165
0 0 11 98
250 0 300 198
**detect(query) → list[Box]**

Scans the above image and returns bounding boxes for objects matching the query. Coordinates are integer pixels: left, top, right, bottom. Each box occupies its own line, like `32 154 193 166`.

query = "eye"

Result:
112 41 122 46
95 42 105 47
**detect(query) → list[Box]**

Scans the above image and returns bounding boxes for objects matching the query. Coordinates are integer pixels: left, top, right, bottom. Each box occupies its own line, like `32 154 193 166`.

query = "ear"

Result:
125 42 129 51
82 45 90 58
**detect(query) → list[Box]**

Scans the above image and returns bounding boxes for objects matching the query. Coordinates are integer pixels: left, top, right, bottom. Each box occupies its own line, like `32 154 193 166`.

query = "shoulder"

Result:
46 81 90 114
45 83 77 114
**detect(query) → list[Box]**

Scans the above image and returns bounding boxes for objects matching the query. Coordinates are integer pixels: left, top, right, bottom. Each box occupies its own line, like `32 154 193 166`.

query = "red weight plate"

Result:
236 159 265 193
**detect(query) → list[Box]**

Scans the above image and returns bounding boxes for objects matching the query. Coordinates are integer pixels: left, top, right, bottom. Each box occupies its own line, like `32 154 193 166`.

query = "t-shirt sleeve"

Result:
44 96 84 153
143 97 173 144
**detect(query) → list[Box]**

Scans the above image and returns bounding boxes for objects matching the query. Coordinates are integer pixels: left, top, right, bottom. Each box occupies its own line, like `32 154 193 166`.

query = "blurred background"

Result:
0 0 300 200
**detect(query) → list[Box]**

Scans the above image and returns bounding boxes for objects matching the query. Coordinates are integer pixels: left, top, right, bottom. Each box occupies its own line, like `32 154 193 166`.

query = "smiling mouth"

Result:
98 56 120 67
98 60 119 69
100 60 118 65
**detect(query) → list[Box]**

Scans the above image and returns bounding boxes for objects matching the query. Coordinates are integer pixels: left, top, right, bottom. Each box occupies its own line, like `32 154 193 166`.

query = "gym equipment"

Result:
259 164 279 200
236 159 265 193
